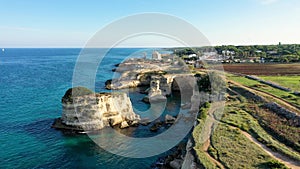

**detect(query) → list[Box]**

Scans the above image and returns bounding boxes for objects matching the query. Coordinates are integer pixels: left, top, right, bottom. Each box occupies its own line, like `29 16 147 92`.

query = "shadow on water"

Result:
21 113 187 168
22 118 160 168
23 118 61 139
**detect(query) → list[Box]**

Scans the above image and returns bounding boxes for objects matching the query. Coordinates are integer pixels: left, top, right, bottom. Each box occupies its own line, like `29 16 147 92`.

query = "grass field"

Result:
259 75 300 91
193 103 219 169
192 99 296 168
191 67 300 168
227 74 260 86
193 120 218 169
221 96 300 160
227 74 300 106
222 93 300 161
211 123 279 169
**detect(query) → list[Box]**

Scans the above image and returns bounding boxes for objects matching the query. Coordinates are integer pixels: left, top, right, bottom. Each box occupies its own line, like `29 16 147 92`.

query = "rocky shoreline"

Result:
53 54 205 168
52 110 179 134
151 116 202 169
51 86 179 133
105 56 194 103
151 141 187 169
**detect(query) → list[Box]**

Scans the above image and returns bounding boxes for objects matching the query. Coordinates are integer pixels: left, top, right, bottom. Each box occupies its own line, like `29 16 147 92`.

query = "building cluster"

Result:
181 51 267 68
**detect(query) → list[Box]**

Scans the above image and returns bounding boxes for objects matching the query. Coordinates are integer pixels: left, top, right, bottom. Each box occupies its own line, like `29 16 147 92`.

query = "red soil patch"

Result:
222 63 300 75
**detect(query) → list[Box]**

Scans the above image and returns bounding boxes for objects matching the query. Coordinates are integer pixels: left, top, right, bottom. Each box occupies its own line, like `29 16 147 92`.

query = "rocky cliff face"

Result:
53 87 140 131
105 57 196 105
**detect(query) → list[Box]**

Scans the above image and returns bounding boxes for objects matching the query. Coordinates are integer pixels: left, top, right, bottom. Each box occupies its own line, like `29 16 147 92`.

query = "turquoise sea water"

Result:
0 48 182 169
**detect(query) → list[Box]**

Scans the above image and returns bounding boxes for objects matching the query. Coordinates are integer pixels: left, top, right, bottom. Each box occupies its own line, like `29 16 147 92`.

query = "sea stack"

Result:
52 87 140 132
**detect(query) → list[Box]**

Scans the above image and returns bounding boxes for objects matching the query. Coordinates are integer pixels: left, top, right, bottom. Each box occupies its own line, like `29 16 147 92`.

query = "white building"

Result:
152 51 162 60
188 54 197 58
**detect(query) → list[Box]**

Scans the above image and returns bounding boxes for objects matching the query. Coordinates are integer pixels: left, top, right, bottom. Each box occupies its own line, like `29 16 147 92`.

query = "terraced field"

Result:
192 73 300 169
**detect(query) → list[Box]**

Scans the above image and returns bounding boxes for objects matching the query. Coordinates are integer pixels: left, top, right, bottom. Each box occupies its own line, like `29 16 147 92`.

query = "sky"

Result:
0 0 299 47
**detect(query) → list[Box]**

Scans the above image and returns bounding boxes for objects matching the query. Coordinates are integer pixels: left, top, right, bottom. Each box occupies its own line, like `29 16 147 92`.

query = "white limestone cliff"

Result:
53 87 140 131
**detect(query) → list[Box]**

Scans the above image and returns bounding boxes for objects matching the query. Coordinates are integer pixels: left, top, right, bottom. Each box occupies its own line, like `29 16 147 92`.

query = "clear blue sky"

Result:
0 0 299 47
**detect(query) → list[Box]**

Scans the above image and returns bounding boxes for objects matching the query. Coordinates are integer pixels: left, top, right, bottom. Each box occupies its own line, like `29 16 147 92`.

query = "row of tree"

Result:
172 44 300 63
215 44 300 61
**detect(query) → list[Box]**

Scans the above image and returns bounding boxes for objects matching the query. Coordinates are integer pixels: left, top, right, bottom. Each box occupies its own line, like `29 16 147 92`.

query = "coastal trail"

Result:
240 130 300 169
208 101 300 169
202 102 226 169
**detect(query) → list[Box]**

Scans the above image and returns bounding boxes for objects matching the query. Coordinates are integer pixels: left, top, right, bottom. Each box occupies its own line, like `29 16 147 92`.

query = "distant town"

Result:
170 43 300 66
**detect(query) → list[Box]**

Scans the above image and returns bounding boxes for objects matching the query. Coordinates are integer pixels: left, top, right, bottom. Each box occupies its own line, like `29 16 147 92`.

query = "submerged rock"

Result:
165 114 176 124
142 96 150 103
169 159 183 169
120 121 129 129
150 120 163 132
139 118 151 126
143 95 167 104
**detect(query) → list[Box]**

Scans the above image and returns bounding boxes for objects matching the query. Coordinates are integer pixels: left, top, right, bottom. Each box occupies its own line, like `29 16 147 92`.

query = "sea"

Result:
0 48 184 169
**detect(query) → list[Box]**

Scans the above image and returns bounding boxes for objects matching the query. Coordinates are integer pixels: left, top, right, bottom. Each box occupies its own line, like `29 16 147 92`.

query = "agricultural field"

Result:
223 63 300 75
259 75 300 92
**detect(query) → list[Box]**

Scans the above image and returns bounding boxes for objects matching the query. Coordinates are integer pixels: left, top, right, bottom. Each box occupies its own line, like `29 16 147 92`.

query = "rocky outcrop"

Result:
52 87 140 131
165 114 176 124
170 159 183 169
229 85 265 102
105 70 167 90
150 120 163 132
139 118 151 126
264 102 300 126
144 75 167 103
105 57 193 103
181 137 201 169
229 85 300 125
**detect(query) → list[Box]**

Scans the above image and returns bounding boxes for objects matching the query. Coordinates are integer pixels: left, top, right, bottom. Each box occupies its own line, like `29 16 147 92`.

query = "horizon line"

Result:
1 43 299 49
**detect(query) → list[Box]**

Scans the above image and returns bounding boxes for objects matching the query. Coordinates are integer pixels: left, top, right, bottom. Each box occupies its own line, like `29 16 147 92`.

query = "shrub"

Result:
203 102 211 109
62 86 94 104
263 160 288 169
207 146 218 160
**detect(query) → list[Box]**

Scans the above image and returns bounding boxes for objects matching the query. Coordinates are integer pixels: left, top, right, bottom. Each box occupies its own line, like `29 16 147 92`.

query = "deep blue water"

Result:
0 48 181 169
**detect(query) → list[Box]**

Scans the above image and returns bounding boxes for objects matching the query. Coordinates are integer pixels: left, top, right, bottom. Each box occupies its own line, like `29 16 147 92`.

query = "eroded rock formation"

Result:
106 58 199 106
52 87 140 131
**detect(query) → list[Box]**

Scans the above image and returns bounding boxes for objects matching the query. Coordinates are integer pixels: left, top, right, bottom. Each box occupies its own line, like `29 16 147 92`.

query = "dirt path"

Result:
240 130 300 169
201 102 225 169
208 101 300 169
202 139 225 169
199 88 300 168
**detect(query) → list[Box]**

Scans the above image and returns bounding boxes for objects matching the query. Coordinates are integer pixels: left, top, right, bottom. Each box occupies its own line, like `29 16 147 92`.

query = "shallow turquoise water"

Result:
0 48 182 169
